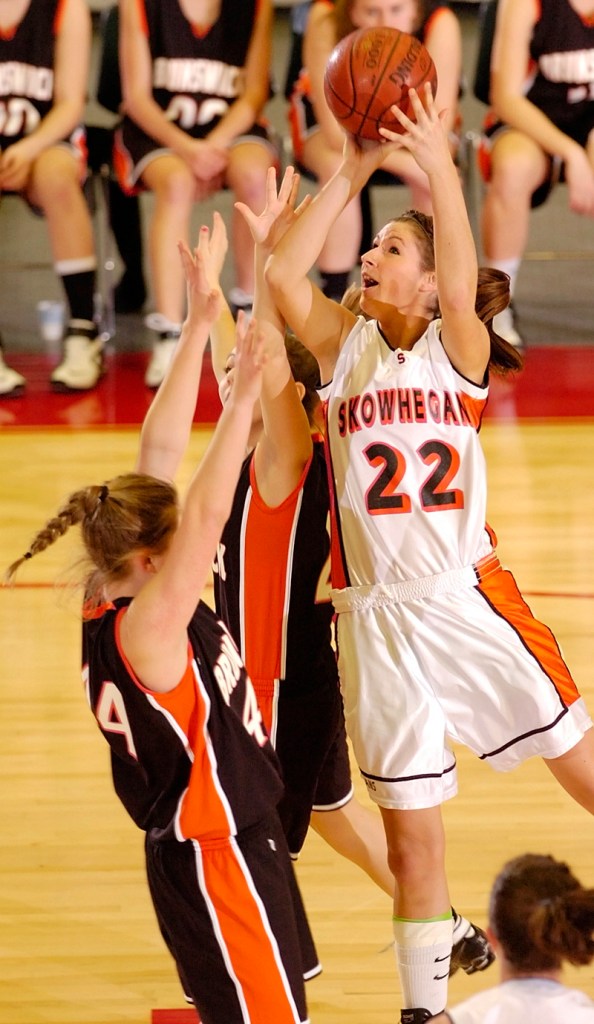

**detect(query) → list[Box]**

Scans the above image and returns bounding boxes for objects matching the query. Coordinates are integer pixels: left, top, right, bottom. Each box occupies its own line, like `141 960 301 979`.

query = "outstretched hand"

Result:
235 165 311 250
379 83 451 176
178 214 228 326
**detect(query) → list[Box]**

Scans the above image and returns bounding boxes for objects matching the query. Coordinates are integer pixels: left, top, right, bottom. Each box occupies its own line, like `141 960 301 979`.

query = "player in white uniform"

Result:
433 852 594 1024
265 86 594 1024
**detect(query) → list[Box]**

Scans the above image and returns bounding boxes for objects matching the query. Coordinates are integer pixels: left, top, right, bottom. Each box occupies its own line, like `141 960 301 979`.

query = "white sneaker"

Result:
228 286 254 321
145 336 178 388
50 330 104 391
493 305 524 348
0 347 26 397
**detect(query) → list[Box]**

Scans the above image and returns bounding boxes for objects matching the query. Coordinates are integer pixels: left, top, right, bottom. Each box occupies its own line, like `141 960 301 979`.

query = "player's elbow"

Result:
264 252 290 297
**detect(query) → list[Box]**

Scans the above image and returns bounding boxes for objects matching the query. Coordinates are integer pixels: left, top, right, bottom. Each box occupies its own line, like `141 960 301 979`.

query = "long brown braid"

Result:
5 473 179 603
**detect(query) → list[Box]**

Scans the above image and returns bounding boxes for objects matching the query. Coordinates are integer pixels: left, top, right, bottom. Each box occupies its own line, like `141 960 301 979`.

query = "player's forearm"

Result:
268 165 351 286
430 160 478 312
22 102 84 159
136 319 210 479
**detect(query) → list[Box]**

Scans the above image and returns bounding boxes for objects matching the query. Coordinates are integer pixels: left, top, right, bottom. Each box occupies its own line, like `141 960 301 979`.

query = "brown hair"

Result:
475 266 523 375
490 853 594 973
285 331 321 423
5 473 178 603
386 212 523 375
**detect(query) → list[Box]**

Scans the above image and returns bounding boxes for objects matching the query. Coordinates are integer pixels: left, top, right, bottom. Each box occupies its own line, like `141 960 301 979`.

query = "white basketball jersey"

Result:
324 317 494 588
448 977 594 1023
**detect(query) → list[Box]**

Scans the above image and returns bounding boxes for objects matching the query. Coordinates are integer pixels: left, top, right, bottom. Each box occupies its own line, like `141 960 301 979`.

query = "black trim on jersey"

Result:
322 401 352 590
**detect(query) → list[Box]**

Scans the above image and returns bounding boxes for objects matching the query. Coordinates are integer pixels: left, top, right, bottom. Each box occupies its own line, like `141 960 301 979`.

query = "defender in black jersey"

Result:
7 256 309 1024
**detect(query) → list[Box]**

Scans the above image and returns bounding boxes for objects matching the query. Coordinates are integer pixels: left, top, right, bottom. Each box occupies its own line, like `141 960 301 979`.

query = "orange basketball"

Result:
323 27 438 142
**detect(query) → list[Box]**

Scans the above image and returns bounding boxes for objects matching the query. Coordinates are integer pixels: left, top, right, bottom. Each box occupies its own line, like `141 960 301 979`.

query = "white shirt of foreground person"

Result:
447 976 594 1023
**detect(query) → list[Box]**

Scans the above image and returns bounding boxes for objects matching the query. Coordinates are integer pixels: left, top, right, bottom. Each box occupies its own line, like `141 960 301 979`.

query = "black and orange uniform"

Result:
114 0 275 193
214 439 353 860
0 0 86 173
83 596 308 1024
481 0 594 203
525 0 594 134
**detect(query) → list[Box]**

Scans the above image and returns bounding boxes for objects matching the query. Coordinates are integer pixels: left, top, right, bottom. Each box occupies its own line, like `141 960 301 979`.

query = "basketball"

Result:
323 27 438 142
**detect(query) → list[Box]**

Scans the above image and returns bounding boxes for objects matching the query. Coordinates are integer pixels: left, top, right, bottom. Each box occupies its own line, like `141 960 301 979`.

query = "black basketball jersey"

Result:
527 0 594 128
82 596 283 840
134 0 258 135
0 0 63 145
213 440 337 697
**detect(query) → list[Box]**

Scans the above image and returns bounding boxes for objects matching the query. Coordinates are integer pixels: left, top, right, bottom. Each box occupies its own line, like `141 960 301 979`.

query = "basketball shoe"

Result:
400 1008 433 1023
144 313 182 388
0 336 26 397
50 321 104 391
228 286 253 321
450 916 495 976
493 303 524 349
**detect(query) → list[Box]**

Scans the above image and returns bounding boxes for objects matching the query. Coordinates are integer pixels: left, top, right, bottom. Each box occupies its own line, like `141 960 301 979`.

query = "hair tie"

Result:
23 551 32 560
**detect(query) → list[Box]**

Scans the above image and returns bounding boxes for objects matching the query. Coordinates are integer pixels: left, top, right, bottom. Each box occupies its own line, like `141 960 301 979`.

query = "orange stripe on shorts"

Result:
478 566 581 708
200 842 299 1023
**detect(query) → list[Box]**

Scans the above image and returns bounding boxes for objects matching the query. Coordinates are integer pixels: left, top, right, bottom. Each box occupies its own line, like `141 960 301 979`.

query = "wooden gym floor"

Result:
2 6 594 1023
2 403 594 1024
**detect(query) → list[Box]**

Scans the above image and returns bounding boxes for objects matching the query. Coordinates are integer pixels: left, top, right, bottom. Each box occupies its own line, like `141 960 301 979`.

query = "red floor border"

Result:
1 346 594 427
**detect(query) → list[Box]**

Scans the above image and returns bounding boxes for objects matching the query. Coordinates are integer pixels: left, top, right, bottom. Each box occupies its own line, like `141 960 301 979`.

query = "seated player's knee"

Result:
31 161 82 211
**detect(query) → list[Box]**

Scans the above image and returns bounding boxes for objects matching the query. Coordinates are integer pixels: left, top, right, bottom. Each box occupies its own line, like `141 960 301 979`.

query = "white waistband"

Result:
331 564 480 612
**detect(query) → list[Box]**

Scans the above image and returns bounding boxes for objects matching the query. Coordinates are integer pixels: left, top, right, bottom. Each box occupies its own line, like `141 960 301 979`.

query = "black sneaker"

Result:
400 1009 434 1023
450 921 495 976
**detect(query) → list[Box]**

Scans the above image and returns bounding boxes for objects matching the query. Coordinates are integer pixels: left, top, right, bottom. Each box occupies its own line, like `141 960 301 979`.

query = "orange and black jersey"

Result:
82 596 283 840
527 0 594 131
0 0 65 146
213 440 336 699
122 0 259 138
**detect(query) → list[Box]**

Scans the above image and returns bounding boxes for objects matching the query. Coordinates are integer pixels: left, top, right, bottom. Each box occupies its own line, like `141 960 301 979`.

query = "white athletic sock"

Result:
393 915 453 1015
487 257 520 298
54 256 97 276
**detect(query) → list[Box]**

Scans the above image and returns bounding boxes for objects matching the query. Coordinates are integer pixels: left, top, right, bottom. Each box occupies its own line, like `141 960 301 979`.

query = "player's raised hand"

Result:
196 210 228 289
379 84 450 176
236 165 311 251
178 220 225 328
336 130 401 200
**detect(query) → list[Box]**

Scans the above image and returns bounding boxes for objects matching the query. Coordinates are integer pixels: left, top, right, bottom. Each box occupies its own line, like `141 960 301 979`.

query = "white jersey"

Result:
448 977 594 1023
324 316 493 588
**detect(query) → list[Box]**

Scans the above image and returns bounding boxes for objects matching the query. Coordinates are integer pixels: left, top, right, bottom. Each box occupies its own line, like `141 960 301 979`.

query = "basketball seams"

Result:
359 30 403 138
323 26 437 142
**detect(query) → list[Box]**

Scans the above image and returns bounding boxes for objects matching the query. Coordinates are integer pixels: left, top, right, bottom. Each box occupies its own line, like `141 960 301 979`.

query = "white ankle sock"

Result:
393 915 453 1015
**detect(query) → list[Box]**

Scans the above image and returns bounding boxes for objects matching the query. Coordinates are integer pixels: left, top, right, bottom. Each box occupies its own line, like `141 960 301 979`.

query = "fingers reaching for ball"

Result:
379 84 451 173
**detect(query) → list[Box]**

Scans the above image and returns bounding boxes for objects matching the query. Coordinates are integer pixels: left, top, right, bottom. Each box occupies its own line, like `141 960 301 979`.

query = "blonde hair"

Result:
5 473 178 604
